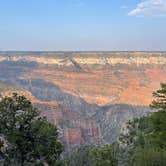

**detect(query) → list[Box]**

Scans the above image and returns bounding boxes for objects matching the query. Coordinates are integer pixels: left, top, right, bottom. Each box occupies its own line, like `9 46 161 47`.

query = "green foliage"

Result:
119 112 166 166
130 147 166 166
0 93 63 166
151 83 166 111
65 146 93 166
91 144 117 166
31 119 63 165
119 83 166 166
65 144 117 166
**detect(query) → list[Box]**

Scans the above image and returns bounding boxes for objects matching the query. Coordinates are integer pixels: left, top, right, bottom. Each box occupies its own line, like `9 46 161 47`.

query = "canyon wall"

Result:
0 51 166 151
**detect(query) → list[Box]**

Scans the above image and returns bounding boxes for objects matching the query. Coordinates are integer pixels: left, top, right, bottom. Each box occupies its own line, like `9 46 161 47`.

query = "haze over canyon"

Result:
0 51 165 152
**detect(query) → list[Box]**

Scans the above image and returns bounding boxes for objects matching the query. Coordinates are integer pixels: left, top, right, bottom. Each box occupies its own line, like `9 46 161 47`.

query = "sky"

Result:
0 0 166 51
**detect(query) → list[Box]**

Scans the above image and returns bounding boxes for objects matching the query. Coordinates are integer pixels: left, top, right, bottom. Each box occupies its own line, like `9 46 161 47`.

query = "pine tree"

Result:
0 93 63 166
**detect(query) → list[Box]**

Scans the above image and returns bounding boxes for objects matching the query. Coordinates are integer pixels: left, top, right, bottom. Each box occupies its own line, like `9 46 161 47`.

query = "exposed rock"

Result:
0 51 166 152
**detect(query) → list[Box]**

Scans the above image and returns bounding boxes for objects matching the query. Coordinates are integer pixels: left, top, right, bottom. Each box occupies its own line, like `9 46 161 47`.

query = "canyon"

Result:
0 51 166 152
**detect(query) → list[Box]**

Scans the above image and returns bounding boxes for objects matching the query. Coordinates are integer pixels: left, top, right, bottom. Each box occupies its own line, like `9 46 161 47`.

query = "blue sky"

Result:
0 0 166 51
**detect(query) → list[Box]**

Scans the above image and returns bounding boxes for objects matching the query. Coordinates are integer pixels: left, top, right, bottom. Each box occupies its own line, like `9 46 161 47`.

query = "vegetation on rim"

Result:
0 83 166 165
0 93 63 166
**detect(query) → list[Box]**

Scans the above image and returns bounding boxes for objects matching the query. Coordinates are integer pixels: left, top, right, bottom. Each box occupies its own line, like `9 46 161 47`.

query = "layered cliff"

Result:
0 51 166 151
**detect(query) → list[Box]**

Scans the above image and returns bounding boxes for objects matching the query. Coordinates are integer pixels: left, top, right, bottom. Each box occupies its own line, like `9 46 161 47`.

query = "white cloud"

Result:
128 0 166 17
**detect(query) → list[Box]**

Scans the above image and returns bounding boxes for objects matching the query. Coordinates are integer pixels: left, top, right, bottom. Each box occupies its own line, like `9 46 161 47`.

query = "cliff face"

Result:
0 51 166 151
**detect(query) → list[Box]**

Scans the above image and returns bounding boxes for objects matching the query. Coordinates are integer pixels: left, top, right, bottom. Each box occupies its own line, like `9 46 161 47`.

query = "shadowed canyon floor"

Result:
0 51 166 151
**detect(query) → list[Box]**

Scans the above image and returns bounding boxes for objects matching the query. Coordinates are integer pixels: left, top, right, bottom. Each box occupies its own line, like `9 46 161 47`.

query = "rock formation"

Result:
0 51 166 151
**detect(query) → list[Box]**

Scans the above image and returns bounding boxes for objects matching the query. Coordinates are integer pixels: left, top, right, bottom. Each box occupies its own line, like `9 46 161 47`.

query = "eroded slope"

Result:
0 51 165 151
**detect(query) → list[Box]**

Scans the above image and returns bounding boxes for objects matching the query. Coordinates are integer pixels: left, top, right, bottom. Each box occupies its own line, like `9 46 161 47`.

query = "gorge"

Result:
0 51 166 152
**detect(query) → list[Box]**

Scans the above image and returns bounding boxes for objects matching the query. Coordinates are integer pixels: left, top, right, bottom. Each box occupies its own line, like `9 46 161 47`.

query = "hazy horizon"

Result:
1 50 166 52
